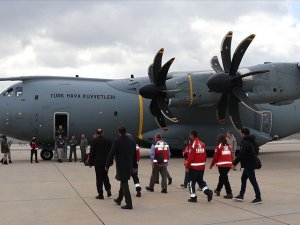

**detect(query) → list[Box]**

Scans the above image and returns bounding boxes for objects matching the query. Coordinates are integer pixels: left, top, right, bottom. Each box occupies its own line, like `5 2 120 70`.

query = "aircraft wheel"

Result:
41 150 53 160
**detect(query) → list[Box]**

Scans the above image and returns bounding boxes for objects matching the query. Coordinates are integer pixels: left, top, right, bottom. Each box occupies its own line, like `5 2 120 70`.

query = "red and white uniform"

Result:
210 144 233 168
185 138 206 170
136 144 140 164
182 144 191 167
153 141 169 166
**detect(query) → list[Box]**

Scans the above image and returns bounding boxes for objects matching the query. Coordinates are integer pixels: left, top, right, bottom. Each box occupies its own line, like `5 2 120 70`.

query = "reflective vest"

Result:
186 138 206 170
153 141 169 166
210 144 233 168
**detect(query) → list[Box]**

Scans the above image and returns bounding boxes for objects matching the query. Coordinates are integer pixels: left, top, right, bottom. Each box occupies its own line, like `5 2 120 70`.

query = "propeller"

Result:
207 31 268 129
139 48 178 131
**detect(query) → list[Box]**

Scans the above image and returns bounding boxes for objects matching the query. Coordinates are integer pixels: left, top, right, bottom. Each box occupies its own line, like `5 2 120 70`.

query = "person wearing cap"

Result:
89 129 112 199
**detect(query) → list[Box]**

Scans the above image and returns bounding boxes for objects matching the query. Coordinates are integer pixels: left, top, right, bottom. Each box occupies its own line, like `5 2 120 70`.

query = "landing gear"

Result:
40 150 53 160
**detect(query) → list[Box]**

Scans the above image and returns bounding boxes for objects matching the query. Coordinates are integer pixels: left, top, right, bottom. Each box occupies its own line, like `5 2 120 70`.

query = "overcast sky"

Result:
0 0 300 91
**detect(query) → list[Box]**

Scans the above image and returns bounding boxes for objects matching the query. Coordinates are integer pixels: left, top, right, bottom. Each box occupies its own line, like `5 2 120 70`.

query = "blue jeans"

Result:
240 168 261 199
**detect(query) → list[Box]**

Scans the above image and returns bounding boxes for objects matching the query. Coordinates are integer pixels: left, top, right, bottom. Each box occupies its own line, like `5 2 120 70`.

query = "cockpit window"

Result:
2 88 14 97
16 87 23 97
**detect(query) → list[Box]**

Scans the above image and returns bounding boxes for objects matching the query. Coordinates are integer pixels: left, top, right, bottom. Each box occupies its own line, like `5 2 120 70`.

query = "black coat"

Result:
106 134 137 181
89 136 112 167
233 135 259 169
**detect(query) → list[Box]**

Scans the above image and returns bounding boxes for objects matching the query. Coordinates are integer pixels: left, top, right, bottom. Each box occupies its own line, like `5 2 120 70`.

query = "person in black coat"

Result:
89 129 112 199
105 126 137 210
233 128 262 204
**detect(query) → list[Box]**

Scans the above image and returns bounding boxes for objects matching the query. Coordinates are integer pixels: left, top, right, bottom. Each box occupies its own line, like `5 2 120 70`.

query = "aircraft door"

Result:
54 113 69 138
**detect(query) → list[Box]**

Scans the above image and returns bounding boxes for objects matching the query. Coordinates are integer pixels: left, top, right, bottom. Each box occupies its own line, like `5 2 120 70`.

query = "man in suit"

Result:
106 126 137 209
89 129 112 199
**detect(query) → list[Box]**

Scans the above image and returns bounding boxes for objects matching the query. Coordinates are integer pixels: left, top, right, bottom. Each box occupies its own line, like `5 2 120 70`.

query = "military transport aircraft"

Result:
1 31 300 160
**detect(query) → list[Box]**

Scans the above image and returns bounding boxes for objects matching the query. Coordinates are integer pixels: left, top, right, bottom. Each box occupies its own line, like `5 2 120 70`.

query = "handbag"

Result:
255 157 262 169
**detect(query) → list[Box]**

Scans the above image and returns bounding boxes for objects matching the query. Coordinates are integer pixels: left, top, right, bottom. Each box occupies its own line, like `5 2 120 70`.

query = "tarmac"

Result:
0 141 300 225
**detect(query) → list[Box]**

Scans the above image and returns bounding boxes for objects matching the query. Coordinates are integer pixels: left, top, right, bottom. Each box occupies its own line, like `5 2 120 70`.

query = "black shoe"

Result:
136 191 141 197
161 189 167 194
251 198 263 204
145 186 154 192
168 178 172 185
3 161 8 165
95 195 104 200
114 199 121 205
0 159 3 163
224 194 233 199
121 205 132 210
107 190 112 198
207 190 213 202
233 195 244 202
188 197 197 203
36 161 39 163
214 189 220 196
136 186 141 192
9 160 12 163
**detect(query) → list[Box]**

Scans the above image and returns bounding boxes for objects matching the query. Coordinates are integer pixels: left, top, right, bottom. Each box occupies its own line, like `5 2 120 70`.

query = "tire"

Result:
40 150 53 160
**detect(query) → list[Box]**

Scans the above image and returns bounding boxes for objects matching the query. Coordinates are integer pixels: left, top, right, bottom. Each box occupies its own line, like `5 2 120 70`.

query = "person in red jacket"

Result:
186 130 213 203
180 139 191 188
30 136 39 163
209 134 233 199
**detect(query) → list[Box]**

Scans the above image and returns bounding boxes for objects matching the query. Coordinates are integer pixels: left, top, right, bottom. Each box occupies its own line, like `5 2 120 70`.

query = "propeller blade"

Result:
221 31 233 73
228 94 243 130
217 93 228 124
229 34 255 75
157 57 175 87
148 63 154 83
232 86 262 113
239 70 269 79
210 56 224 73
153 48 164 84
150 98 168 131
157 97 178 123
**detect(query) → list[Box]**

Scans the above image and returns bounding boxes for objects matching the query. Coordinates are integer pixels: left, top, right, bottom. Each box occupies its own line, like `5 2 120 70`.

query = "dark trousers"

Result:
216 167 232 195
30 150 38 163
95 165 111 196
184 171 190 187
149 166 168 190
116 180 132 208
189 169 209 198
69 147 77 162
240 168 261 199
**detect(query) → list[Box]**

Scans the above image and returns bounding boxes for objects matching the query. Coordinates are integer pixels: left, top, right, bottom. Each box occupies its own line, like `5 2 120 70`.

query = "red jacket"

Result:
182 144 191 167
185 138 206 170
210 144 233 168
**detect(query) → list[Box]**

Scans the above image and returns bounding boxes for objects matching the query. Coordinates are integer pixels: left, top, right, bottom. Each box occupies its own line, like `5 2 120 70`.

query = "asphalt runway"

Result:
0 141 299 225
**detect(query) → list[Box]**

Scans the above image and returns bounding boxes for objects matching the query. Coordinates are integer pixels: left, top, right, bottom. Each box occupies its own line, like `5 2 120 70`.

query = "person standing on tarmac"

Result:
132 144 142 197
80 134 88 162
30 136 39 163
89 129 112 200
106 126 137 210
0 135 10 165
146 133 170 194
209 134 233 199
227 130 238 170
180 139 192 188
233 128 262 204
186 130 213 203
68 135 78 162
56 135 65 163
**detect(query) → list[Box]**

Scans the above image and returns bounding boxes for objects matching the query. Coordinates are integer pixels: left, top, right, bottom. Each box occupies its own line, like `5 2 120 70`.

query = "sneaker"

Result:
161 189 167 194
233 195 244 202
224 194 233 199
145 186 154 192
214 189 220 196
168 178 172 185
251 198 263 204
